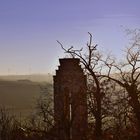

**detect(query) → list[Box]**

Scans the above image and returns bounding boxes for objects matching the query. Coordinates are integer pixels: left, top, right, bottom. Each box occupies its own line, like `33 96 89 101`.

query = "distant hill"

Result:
0 79 53 118
0 74 53 83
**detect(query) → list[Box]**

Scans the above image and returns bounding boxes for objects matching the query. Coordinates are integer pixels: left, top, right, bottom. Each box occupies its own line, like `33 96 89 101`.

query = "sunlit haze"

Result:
0 0 140 75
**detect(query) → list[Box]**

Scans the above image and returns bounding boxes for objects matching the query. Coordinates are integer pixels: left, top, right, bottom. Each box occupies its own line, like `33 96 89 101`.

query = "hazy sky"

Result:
0 0 140 75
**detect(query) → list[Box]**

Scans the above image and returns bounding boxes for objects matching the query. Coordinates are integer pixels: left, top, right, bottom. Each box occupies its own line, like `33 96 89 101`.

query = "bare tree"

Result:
101 29 140 138
0 107 26 140
57 33 104 140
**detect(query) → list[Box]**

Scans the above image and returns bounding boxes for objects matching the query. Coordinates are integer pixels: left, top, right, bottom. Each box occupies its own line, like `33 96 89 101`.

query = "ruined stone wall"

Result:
53 58 87 140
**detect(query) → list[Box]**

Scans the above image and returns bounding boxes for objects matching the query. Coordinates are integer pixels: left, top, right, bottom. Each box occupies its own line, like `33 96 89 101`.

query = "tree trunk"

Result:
94 91 102 140
128 87 140 139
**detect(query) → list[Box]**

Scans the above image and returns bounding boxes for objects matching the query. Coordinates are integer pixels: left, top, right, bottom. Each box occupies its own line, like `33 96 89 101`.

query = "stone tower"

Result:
53 58 87 140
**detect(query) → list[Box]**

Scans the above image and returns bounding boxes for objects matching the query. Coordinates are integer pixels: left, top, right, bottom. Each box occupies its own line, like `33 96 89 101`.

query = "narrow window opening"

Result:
69 91 72 140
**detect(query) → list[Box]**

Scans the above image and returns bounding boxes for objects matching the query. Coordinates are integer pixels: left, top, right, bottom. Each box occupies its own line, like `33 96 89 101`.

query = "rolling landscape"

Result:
0 74 53 118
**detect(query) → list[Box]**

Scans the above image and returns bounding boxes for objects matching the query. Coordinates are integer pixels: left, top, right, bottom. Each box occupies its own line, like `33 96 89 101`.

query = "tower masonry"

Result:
53 58 87 140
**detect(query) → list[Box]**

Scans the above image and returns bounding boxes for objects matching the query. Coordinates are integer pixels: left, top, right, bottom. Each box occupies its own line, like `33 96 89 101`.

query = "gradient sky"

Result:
0 0 140 75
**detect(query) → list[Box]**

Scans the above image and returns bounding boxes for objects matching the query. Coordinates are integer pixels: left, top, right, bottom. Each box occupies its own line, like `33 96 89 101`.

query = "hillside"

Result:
0 79 53 118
